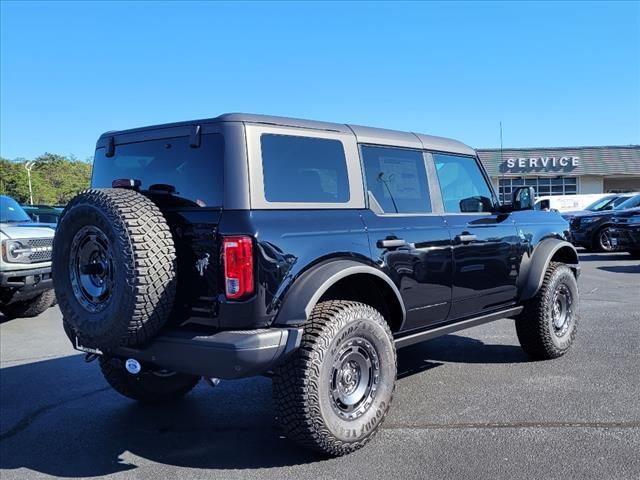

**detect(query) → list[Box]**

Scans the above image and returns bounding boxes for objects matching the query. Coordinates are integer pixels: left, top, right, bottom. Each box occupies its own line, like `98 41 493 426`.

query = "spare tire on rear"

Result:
53 188 177 351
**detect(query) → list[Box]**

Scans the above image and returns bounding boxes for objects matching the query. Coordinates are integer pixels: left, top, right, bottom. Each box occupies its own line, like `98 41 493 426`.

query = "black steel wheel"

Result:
69 226 115 313
329 337 380 421
515 262 579 359
273 300 396 456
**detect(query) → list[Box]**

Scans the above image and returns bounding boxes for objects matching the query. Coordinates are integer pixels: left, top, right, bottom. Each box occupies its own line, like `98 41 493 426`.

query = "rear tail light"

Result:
223 236 254 300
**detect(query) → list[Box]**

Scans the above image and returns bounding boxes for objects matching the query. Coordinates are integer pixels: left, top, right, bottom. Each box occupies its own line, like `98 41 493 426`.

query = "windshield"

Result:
584 196 616 211
0 196 32 223
614 194 640 211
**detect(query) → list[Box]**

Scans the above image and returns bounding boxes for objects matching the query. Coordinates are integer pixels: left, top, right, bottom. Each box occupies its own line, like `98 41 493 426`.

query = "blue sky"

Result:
1 1 639 160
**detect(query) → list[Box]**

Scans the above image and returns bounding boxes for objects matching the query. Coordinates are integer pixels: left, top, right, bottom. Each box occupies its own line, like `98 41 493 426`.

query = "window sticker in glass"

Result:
361 145 431 214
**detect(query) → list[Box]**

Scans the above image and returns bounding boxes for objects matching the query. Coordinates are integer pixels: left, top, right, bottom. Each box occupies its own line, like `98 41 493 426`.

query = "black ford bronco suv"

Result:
53 114 580 456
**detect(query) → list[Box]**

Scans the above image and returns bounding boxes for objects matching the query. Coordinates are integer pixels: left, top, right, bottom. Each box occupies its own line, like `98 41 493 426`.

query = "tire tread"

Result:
515 262 578 359
273 300 396 456
55 188 176 349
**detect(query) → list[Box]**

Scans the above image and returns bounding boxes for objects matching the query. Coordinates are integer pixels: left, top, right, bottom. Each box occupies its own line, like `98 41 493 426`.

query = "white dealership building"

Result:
477 145 640 202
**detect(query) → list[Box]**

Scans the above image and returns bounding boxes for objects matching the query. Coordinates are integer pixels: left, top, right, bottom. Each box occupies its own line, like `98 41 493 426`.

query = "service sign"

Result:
500 155 580 174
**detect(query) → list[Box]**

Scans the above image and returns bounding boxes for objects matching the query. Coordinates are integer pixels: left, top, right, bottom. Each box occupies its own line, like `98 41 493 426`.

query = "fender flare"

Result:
272 260 406 327
520 239 579 301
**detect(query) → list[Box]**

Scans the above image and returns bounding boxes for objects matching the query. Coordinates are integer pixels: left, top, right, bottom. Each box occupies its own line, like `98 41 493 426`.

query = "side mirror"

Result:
512 186 535 211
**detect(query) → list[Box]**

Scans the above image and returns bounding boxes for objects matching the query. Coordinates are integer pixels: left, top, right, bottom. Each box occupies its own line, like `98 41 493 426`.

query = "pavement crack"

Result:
384 420 640 430
0 386 111 442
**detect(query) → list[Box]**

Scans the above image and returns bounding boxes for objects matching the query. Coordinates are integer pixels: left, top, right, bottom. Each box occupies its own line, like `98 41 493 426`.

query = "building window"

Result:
497 176 577 203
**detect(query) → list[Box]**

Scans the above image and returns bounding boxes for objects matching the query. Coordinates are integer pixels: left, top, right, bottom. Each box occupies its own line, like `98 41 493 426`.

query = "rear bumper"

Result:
0 266 53 302
106 327 304 379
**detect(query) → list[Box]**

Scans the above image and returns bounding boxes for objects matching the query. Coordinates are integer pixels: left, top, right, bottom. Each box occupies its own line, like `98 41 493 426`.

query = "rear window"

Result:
92 134 224 207
260 134 350 203
614 194 640 210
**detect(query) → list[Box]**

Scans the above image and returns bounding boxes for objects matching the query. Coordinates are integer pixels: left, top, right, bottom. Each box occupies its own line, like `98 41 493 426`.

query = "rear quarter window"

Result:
92 134 224 207
260 134 350 203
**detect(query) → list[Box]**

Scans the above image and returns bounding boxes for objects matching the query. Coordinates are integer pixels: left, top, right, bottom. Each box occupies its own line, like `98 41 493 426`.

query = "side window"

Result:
433 153 495 213
260 134 350 203
361 145 432 214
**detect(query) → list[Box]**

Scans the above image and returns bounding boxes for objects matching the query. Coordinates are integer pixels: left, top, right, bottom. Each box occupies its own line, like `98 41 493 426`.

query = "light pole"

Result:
25 161 36 205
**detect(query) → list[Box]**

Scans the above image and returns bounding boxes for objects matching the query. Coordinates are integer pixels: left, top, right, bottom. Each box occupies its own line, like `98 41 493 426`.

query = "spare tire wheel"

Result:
53 188 177 351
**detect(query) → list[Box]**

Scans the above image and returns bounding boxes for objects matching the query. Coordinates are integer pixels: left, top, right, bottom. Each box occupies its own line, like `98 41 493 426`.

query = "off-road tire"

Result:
99 357 200 403
515 262 579 359
53 188 177 351
1 290 56 319
273 300 396 456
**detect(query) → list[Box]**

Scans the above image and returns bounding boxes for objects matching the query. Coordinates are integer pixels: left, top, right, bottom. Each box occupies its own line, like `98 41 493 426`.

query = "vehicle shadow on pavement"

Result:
1 334 527 477
0 355 325 477
577 253 634 262
399 334 529 369
598 264 640 274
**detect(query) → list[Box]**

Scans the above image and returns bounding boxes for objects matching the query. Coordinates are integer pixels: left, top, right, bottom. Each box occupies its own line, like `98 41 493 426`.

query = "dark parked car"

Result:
53 113 580 456
569 194 640 251
21 204 63 224
609 208 640 256
562 193 637 221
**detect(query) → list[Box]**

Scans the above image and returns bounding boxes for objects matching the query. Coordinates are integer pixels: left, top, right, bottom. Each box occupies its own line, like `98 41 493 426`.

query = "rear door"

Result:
431 152 521 320
92 128 225 325
360 145 453 332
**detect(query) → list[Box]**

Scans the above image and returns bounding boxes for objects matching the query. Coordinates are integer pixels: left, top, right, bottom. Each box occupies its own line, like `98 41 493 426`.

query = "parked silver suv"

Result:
0 195 56 318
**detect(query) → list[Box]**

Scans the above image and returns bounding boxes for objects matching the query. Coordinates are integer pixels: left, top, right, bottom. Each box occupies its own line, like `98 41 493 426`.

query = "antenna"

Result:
499 121 504 202
500 121 504 160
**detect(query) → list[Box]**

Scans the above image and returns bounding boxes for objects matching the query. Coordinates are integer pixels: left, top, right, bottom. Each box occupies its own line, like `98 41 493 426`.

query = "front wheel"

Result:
594 226 615 252
1 290 56 319
273 300 396 456
99 357 200 403
515 262 579 359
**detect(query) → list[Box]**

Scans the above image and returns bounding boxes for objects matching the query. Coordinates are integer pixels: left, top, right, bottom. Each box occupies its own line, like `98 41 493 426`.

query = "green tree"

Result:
0 154 92 205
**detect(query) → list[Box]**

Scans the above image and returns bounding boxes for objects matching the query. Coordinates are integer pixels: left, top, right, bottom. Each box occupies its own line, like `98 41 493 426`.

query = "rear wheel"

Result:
515 262 579 359
99 357 200 403
273 300 396 456
1 290 56 319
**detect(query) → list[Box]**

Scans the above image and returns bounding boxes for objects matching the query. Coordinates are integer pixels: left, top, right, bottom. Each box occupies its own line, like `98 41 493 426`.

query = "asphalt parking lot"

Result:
1 251 639 480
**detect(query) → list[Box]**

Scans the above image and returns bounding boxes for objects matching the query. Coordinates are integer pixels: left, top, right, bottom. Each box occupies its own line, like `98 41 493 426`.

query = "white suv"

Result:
0 195 56 318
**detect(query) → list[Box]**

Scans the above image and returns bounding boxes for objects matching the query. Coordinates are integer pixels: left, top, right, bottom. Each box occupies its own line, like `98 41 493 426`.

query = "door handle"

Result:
377 238 407 249
455 234 477 243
